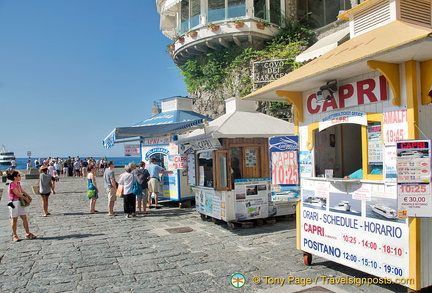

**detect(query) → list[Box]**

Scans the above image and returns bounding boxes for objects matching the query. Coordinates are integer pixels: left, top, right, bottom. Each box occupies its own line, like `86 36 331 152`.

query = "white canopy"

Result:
178 98 295 144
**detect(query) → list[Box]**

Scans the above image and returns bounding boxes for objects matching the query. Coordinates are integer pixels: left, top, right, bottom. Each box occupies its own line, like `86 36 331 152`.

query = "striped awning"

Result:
102 119 205 149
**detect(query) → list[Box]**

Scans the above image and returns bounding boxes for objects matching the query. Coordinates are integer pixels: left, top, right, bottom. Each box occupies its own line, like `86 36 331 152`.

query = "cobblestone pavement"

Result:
0 175 410 293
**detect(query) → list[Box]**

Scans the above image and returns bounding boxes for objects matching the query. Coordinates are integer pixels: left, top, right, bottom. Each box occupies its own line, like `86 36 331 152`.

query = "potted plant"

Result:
208 23 220 32
168 43 175 50
188 30 198 38
174 34 185 43
256 20 269 30
232 19 245 28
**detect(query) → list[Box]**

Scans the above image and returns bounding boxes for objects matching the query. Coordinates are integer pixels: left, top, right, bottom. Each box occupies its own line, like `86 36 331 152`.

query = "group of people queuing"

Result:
6 156 166 242
90 159 165 218
27 157 109 177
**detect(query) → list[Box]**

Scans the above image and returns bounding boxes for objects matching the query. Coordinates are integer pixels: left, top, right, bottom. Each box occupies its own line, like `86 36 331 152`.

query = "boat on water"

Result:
370 204 398 219
304 197 326 208
332 200 351 211
0 145 16 166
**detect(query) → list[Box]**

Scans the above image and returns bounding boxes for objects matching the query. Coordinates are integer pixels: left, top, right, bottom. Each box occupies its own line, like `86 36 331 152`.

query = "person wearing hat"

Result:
38 165 56 217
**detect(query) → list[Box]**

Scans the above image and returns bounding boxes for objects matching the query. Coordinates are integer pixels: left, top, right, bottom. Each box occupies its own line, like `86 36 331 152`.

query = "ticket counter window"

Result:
314 124 362 178
197 151 213 187
149 153 168 170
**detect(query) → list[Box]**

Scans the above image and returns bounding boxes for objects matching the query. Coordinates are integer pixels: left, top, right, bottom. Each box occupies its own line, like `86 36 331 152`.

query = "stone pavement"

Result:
0 175 410 293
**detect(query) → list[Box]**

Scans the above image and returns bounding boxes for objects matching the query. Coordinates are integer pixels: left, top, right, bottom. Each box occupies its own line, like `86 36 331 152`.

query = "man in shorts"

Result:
104 161 118 216
145 158 165 208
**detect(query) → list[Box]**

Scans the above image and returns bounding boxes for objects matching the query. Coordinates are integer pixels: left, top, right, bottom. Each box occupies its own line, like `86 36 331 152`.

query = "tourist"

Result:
103 161 118 216
7 171 36 242
54 158 62 176
118 163 136 218
134 161 150 214
146 158 165 208
38 165 56 217
11 158 17 170
86 165 99 214
26 159 32 173
62 159 69 177
82 159 88 178
34 158 40 169
74 159 81 177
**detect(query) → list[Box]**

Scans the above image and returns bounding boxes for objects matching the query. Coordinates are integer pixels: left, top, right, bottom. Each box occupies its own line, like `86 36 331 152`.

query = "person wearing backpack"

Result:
134 161 150 214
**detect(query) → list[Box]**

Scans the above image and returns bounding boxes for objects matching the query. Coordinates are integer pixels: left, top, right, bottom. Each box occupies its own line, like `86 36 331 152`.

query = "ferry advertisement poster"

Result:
396 139 432 218
300 179 409 282
269 136 300 215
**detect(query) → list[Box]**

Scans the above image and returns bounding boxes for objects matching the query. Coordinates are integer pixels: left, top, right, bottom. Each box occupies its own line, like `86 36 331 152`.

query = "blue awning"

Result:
102 117 208 149
133 110 210 126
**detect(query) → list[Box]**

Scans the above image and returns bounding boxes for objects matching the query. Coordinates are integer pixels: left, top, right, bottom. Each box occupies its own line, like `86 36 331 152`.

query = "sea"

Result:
4 157 143 170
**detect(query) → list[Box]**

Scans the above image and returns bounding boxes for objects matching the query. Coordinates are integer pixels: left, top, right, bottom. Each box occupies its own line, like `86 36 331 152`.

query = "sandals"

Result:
12 235 21 242
25 233 37 239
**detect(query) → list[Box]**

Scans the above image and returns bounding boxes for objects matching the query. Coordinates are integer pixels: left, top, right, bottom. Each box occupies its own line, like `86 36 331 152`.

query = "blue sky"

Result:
0 0 187 158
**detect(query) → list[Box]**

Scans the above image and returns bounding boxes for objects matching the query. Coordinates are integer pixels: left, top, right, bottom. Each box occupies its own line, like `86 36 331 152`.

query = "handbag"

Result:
87 190 98 199
116 184 124 198
20 194 30 207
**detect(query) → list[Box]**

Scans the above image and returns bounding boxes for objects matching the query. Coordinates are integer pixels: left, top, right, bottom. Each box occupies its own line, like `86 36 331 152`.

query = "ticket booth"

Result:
244 0 432 290
103 96 211 203
177 98 297 226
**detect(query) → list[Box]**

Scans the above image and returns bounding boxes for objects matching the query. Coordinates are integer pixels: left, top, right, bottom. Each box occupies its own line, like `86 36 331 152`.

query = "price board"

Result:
396 139 432 218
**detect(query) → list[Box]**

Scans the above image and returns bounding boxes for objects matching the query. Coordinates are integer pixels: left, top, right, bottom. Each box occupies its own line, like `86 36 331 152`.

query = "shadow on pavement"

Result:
36 233 104 240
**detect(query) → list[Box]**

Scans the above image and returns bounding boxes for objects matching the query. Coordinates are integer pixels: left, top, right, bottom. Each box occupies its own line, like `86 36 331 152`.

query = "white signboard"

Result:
368 124 383 164
142 136 172 145
383 108 408 145
168 155 187 169
319 111 367 131
234 178 270 220
384 146 397 183
187 154 196 186
301 179 409 283
396 139 432 218
124 144 140 157
307 76 388 115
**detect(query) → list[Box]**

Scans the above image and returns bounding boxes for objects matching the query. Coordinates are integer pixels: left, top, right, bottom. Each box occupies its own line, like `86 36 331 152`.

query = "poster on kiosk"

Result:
396 139 432 218
268 136 300 216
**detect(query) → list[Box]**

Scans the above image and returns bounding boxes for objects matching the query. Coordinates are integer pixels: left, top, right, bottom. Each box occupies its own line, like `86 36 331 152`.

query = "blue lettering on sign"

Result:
269 136 298 152
363 221 402 238
303 238 341 258
322 214 359 229
321 111 364 122
144 147 170 160
303 210 319 221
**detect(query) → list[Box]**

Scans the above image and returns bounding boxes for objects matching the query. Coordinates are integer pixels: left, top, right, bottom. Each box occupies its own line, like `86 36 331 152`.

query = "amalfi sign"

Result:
253 59 290 83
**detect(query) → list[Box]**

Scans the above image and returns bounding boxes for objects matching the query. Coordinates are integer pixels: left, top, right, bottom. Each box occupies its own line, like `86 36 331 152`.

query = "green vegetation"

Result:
178 19 316 115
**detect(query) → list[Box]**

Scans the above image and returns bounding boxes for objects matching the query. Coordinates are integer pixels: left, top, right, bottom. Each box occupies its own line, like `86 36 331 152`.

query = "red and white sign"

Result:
383 108 408 145
168 155 187 169
319 111 367 131
271 151 299 185
124 144 140 157
307 76 388 115
142 136 172 145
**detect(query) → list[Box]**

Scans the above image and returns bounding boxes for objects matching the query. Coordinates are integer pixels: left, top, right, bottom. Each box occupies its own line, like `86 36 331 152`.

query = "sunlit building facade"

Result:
156 0 356 65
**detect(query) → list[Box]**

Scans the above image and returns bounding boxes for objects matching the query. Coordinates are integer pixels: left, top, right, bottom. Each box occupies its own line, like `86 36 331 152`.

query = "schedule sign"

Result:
269 136 299 185
396 139 432 218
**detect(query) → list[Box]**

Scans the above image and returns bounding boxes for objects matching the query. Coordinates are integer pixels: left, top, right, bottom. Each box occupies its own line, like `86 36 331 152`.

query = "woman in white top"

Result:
118 163 137 218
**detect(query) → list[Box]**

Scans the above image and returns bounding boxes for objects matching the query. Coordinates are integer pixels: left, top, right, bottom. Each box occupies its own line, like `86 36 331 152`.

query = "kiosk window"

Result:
197 151 213 187
314 124 361 178
215 150 230 190
149 153 167 170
